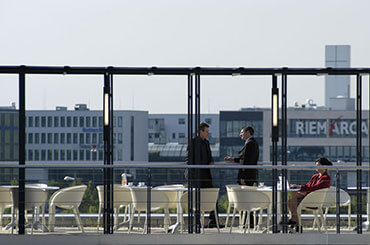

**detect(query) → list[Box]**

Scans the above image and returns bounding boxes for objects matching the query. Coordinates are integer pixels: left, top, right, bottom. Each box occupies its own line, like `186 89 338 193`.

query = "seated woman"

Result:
287 157 333 228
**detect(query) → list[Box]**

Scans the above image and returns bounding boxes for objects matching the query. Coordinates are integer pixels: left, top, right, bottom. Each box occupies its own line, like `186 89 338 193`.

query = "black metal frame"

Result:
0 65 366 235
103 72 114 234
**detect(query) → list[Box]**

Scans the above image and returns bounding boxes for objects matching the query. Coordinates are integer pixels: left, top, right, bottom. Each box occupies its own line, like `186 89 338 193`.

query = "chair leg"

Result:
266 207 271 233
97 204 102 231
257 209 263 232
313 210 319 231
0 208 3 227
319 208 327 233
297 207 302 233
73 208 84 233
143 213 147 234
201 211 205 234
225 203 231 228
138 211 141 223
240 211 246 232
41 205 46 232
348 204 351 230
114 207 118 231
244 212 250 234
164 208 170 233
215 209 220 233
48 205 55 232
229 208 236 233
31 208 35 235
129 207 135 233
123 205 128 222
253 211 257 232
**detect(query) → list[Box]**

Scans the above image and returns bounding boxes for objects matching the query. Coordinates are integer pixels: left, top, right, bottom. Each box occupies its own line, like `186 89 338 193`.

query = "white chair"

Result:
313 187 351 230
48 185 87 232
96 184 132 231
10 187 48 234
297 188 329 233
180 188 220 233
0 186 13 227
225 185 245 229
229 187 270 233
154 184 185 209
129 187 170 233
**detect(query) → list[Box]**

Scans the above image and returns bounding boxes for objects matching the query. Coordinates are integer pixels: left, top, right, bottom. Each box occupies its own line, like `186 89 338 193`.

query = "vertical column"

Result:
187 74 194 233
271 74 279 233
18 67 26 235
356 74 362 234
336 170 341 233
103 71 114 234
281 73 288 233
194 74 201 234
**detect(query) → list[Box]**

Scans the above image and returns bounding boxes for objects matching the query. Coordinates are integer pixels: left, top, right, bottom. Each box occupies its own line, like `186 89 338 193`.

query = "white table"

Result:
347 186 370 231
2 185 59 233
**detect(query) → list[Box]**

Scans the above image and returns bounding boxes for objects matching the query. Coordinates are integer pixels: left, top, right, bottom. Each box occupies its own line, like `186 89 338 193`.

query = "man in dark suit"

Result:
224 126 259 227
224 126 259 186
187 122 214 188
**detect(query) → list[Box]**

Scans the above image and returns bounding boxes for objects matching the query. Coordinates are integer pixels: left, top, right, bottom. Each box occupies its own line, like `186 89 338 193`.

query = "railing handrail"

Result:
0 162 369 170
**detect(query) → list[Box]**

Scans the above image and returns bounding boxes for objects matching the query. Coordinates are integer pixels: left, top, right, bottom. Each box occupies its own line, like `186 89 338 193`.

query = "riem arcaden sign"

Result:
294 117 368 137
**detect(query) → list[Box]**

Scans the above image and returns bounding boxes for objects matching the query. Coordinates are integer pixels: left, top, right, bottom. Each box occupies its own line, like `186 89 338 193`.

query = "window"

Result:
34 150 40 161
205 118 212 125
79 133 84 144
99 133 103 144
60 117 65 127
118 116 123 127
47 150 52 161
99 117 103 127
60 133 65 144
28 133 33 144
35 117 40 127
98 150 103 160
54 133 59 144
86 117 91 127
41 117 46 127
54 116 59 127
117 149 122 161
28 117 33 127
67 116 71 127
113 133 116 144
73 150 78 161
28 150 33 161
41 133 46 144
73 133 78 144
47 116 52 127
60 150 65 161
172 133 176 139
178 118 185 125
92 117 97 127
41 150 46 161
67 150 71 161
92 151 97 161
86 150 91 160
67 133 71 144
113 117 117 127
92 133 97 144
79 150 84 160
54 150 59 160
118 133 123 144
48 133 52 144
73 116 78 127
179 133 185 138
86 133 91 144
35 133 40 144
79 117 84 127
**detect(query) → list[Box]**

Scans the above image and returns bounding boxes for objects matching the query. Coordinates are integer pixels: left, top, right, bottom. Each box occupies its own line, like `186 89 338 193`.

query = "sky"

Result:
0 0 369 113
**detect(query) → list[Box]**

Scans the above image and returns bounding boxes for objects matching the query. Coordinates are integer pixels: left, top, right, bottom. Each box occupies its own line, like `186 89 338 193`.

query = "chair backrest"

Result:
96 184 132 208
130 187 169 211
299 188 329 210
322 186 351 208
180 188 220 212
231 187 270 211
49 185 87 209
154 184 184 209
0 186 13 209
226 185 243 204
9 187 48 210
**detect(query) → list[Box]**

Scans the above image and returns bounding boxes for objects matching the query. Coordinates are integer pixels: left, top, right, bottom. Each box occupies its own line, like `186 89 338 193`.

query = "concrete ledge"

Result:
1 233 370 245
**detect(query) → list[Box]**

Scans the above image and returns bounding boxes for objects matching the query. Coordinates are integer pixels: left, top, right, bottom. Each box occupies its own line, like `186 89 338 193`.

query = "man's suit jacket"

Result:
186 136 213 188
234 136 259 186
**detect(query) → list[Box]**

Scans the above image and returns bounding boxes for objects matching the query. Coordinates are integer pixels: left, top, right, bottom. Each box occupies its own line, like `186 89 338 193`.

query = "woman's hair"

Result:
316 157 333 166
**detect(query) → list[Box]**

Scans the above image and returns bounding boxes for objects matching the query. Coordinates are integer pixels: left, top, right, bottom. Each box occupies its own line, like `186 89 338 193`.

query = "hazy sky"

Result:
0 0 369 112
